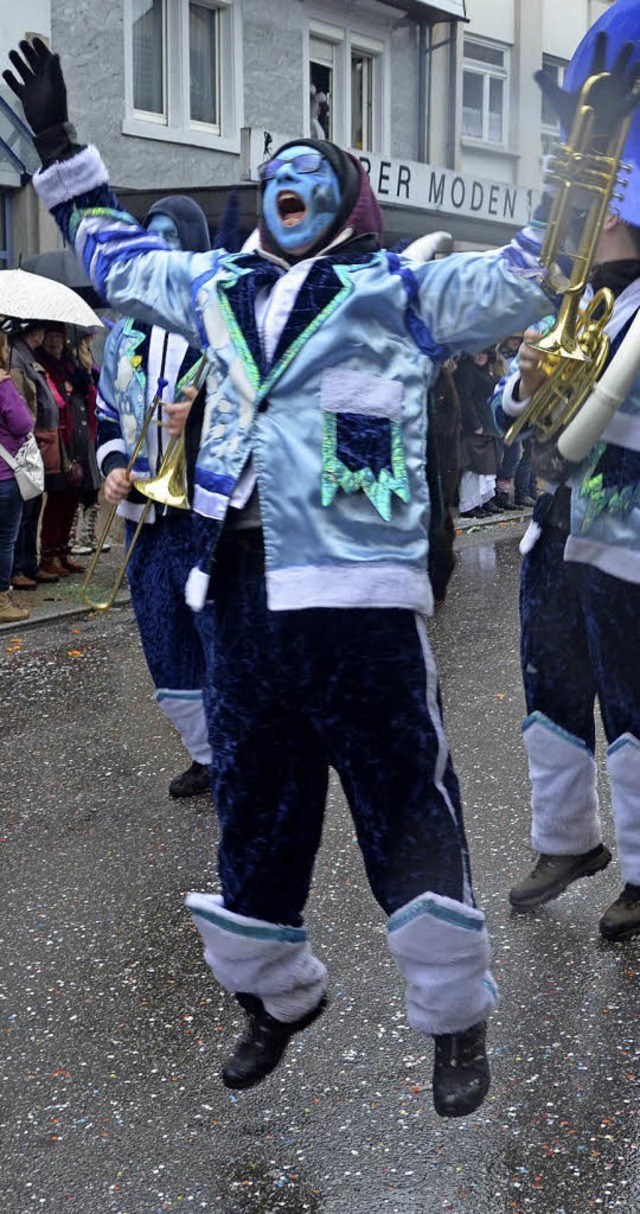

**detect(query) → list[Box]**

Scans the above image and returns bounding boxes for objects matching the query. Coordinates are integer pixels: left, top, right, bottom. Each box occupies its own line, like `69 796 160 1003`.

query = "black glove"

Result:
535 31 639 140
3 37 81 166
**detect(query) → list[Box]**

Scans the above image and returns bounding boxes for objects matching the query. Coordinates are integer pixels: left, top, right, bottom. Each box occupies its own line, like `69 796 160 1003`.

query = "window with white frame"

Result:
310 35 334 141
125 0 240 150
132 0 165 117
351 50 373 151
462 37 509 147
308 19 387 153
541 54 567 156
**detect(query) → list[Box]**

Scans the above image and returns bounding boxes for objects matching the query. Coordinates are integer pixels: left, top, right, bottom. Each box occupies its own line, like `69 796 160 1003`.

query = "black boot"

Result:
600 884 640 941
168 760 210 798
432 1020 490 1118
222 993 327 1090
509 844 611 910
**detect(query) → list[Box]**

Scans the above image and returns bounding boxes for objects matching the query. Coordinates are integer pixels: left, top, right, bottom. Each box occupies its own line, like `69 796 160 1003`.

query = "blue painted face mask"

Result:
146 213 183 250
260 144 342 256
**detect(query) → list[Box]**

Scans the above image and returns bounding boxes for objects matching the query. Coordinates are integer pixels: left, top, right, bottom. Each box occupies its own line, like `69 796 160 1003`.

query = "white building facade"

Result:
0 0 616 261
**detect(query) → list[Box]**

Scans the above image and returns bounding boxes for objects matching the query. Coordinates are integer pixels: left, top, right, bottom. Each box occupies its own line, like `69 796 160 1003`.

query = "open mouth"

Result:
277 190 307 227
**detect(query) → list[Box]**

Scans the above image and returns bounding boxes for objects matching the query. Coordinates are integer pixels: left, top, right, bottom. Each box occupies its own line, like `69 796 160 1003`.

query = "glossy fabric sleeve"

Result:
32 145 219 347
407 244 558 359
490 314 556 433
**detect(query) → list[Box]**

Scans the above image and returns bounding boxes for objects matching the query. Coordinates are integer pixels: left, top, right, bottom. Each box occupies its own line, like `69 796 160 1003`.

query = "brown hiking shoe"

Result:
509 844 611 910
0 591 30 623
40 558 70 578
599 885 640 942
34 568 60 583
59 554 86 574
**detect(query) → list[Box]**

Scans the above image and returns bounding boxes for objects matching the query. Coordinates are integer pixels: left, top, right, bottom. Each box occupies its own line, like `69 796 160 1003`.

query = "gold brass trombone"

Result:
82 356 207 611
504 70 634 446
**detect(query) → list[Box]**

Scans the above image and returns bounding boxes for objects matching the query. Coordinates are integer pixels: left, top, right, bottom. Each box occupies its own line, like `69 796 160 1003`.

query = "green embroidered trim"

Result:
257 266 355 404
122 315 147 397
321 411 410 523
216 262 355 405
121 318 148 466
577 440 640 531
216 286 261 392
69 205 136 242
176 354 208 397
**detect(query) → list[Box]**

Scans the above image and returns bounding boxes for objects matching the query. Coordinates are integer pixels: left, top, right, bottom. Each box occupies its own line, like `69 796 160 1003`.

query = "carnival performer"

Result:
4 34 634 1117
492 0 640 943
97 196 214 800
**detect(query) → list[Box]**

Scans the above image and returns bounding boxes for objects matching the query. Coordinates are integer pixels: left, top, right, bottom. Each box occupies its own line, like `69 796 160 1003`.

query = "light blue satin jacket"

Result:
492 281 640 585
37 145 555 613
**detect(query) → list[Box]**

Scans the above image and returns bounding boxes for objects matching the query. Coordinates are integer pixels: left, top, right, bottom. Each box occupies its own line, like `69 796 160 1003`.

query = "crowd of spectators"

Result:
0 319 101 623
430 333 538 524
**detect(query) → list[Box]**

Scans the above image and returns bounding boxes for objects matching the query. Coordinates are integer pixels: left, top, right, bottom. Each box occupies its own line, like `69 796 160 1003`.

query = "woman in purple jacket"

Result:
0 331 35 623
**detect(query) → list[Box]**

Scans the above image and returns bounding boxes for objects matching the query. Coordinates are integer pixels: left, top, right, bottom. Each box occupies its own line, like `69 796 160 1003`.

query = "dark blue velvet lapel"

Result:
217 255 282 379
217 248 378 385
269 257 353 369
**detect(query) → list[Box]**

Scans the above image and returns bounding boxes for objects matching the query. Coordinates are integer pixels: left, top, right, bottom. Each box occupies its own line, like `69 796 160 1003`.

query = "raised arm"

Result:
402 31 640 358
3 39 216 345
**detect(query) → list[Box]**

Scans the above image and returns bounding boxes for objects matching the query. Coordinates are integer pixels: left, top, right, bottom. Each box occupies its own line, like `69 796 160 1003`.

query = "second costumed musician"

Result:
97 195 215 801
493 1 640 943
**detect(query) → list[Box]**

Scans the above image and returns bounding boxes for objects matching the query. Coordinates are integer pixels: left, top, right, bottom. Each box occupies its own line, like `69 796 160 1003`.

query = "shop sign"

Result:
357 153 536 226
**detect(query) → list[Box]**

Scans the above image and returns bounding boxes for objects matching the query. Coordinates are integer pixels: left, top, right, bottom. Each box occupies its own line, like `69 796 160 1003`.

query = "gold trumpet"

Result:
504 70 633 446
82 357 207 611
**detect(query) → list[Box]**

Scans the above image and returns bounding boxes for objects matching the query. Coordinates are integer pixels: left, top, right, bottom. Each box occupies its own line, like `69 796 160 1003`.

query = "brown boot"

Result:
59 553 86 574
33 569 60 584
10 574 38 590
40 556 70 578
0 590 30 623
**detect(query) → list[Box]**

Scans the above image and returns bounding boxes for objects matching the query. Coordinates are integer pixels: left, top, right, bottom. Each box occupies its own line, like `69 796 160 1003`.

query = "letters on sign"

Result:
357 154 534 226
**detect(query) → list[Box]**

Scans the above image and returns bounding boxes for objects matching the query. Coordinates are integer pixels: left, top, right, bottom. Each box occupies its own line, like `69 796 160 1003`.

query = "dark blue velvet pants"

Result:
208 563 474 928
520 528 640 749
125 514 214 692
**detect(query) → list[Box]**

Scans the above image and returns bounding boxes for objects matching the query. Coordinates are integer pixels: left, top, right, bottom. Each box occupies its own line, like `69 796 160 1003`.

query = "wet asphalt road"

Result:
1 528 639 1214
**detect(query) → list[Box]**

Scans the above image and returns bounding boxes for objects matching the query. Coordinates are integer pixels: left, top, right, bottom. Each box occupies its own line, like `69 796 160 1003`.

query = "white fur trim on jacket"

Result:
185 567 211 612
33 145 109 210
500 372 531 418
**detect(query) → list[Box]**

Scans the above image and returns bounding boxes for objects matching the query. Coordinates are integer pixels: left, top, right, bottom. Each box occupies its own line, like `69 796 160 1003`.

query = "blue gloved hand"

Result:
535 31 639 140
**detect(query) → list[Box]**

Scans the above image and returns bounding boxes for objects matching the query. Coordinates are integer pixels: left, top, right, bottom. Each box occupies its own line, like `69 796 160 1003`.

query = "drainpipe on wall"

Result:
417 18 427 163
447 19 458 170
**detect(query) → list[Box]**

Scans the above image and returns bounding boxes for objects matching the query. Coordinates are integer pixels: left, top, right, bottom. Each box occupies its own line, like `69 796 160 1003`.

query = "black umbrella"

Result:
21 249 106 311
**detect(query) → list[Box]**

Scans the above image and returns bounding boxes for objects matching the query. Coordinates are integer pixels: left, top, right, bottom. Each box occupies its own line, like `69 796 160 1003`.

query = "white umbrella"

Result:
0 268 104 328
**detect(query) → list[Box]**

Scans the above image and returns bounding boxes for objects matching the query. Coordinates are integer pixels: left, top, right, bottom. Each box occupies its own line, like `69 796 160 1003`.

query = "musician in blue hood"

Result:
493 5 640 945
95 194 215 801
7 33 622 1117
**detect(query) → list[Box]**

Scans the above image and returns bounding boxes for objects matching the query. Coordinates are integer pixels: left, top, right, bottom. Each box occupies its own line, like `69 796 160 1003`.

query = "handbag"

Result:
0 432 45 500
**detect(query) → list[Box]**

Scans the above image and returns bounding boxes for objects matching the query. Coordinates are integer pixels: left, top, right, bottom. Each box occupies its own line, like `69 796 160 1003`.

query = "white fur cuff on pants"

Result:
607 734 640 885
524 713 601 855
387 892 498 1036
186 893 327 1023
155 688 212 765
